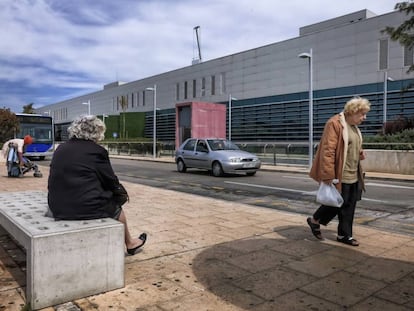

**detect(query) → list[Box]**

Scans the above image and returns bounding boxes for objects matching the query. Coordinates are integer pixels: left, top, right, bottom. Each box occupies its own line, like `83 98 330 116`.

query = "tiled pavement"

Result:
0 159 413 310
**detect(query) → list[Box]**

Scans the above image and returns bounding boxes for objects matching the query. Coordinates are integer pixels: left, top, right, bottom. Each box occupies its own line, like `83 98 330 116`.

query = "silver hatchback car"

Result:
175 138 261 177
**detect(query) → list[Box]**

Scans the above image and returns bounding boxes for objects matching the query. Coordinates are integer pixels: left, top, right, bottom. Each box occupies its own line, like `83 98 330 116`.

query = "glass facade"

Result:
144 79 414 143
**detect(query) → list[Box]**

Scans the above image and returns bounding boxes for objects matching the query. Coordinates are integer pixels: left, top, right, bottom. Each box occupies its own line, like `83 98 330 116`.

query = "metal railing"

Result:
102 141 312 166
101 141 413 167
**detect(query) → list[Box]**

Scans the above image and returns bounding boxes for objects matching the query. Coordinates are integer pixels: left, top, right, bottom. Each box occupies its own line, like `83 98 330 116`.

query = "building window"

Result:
131 93 134 108
143 91 146 106
379 39 388 70
211 75 216 95
192 79 197 98
136 92 139 106
176 83 180 101
184 81 188 99
404 45 414 67
201 77 206 96
220 72 226 94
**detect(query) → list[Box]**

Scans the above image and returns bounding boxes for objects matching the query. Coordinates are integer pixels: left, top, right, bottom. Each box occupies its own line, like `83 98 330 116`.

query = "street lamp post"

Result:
228 94 237 141
383 71 394 132
145 85 157 158
82 100 91 115
298 48 313 168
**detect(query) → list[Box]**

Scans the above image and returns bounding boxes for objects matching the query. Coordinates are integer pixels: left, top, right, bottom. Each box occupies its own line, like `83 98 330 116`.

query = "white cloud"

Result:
0 0 398 112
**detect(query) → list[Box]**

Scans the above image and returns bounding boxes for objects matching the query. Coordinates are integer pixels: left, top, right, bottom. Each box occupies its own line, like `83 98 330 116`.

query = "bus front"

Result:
16 114 54 160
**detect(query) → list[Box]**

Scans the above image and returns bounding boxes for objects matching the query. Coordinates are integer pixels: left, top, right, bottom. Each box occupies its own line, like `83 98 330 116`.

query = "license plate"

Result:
243 162 255 168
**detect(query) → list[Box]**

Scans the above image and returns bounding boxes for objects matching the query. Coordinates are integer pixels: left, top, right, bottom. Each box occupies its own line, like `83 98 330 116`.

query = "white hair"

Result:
68 115 106 142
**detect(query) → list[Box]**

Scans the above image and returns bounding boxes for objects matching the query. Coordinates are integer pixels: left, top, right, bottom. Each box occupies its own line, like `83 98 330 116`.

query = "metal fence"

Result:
102 141 310 166
101 141 413 167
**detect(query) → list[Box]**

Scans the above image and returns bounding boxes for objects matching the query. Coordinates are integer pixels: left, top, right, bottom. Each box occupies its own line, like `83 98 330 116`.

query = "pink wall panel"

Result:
175 102 226 148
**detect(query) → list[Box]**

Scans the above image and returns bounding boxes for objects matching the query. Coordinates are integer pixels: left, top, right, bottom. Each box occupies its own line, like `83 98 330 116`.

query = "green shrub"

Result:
364 128 414 150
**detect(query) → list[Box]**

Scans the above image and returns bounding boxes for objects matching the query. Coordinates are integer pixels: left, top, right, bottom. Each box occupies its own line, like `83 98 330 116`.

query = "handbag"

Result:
316 182 344 207
113 183 129 205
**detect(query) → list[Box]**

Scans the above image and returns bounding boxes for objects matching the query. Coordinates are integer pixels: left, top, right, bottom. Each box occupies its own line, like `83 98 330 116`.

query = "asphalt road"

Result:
39 158 414 236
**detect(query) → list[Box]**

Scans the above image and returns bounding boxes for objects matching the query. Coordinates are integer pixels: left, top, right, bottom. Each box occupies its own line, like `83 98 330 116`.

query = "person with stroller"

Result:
1 135 42 177
1 135 33 166
47 115 147 255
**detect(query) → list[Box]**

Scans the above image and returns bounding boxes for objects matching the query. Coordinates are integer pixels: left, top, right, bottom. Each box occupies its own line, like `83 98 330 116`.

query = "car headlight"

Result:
229 157 243 163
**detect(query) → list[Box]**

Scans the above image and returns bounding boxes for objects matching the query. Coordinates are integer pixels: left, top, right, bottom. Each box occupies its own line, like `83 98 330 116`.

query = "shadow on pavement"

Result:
192 225 414 310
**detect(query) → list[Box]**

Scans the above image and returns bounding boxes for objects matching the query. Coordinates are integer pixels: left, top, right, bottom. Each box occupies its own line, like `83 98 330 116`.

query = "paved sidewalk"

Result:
0 163 413 310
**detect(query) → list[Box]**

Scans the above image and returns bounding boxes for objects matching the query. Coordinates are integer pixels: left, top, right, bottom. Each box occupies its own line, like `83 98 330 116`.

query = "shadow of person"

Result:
192 225 414 310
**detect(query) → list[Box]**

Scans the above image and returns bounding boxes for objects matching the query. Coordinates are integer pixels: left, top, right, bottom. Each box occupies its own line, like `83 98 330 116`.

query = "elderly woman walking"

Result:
48 115 147 255
307 97 371 246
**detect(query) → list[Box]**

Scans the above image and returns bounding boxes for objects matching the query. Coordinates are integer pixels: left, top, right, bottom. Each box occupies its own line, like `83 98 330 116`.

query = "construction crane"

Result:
192 26 202 65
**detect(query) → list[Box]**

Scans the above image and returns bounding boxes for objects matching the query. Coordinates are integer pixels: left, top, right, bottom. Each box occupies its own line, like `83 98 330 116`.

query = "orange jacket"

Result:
309 112 365 192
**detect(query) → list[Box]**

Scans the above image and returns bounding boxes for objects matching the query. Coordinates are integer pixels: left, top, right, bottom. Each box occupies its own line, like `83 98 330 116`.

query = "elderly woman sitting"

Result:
47 115 146 255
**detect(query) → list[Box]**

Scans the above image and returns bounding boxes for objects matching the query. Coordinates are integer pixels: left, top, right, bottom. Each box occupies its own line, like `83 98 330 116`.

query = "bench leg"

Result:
27 224 124 310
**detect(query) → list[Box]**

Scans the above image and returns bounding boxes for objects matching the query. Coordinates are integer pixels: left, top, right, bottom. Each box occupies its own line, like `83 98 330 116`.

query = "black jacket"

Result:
48 138 121 220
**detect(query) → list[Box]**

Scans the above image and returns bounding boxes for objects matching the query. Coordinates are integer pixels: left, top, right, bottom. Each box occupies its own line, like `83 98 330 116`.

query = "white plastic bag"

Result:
316 182 344 207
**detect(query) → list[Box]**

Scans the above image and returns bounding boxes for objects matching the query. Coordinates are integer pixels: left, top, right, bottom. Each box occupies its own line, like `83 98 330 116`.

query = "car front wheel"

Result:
177 159 187 173
212 161 224 177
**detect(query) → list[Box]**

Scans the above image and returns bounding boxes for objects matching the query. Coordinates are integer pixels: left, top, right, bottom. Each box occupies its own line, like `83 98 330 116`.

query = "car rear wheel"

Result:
212 161 224 177
177 159 187 173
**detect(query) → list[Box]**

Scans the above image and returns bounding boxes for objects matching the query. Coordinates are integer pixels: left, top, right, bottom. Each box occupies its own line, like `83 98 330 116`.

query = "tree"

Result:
0 108 19 142
119 95 128 138
22 103 35 114
383 1 414 73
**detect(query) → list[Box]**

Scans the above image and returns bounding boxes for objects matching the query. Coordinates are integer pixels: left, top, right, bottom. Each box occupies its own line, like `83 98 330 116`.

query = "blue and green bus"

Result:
16 113 54 160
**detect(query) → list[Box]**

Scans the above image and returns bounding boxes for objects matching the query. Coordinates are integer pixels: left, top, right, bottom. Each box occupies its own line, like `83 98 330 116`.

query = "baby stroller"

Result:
6 143 43 178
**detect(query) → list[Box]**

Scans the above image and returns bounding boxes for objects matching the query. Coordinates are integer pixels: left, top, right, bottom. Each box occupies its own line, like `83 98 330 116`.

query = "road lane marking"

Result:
282 175 311 180
224 181 391 204
365 182 414 190
361 197 387 203
224 181 308 194
212 186 225 190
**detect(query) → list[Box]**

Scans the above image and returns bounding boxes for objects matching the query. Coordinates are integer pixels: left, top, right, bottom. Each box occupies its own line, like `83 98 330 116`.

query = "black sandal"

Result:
127 233 147 255
307 217 323 240
336 236 359 246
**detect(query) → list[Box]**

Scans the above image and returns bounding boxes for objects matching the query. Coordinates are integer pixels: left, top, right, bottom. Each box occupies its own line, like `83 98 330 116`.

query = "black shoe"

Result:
337 236 359 246
307 217 323 240
127 233 147 255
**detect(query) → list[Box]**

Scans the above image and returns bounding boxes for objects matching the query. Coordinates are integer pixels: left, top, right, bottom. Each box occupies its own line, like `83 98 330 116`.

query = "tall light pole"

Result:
298 48 313 168
82 100 91 115
145 85 157 158
228 94 237 141
383 71 394 131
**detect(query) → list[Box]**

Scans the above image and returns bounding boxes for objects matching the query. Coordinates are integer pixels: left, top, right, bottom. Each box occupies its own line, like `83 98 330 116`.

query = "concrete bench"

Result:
0 191 125 310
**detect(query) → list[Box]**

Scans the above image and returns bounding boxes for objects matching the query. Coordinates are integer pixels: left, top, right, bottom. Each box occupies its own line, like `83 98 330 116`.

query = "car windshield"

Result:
207 139 240 151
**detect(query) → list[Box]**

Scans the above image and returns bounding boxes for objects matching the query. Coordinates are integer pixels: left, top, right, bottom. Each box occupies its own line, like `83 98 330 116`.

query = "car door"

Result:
178 139 197 167
193 139 211 169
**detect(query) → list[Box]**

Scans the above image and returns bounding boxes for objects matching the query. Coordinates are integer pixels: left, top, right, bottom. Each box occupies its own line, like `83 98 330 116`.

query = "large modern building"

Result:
36 9 414 144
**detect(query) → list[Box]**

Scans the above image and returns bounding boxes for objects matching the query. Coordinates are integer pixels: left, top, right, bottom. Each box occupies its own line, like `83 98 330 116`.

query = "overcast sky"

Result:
0 0 399 113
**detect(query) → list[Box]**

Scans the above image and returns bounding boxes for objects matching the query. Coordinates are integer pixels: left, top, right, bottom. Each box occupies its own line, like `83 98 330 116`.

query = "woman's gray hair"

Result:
68 115 106 142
